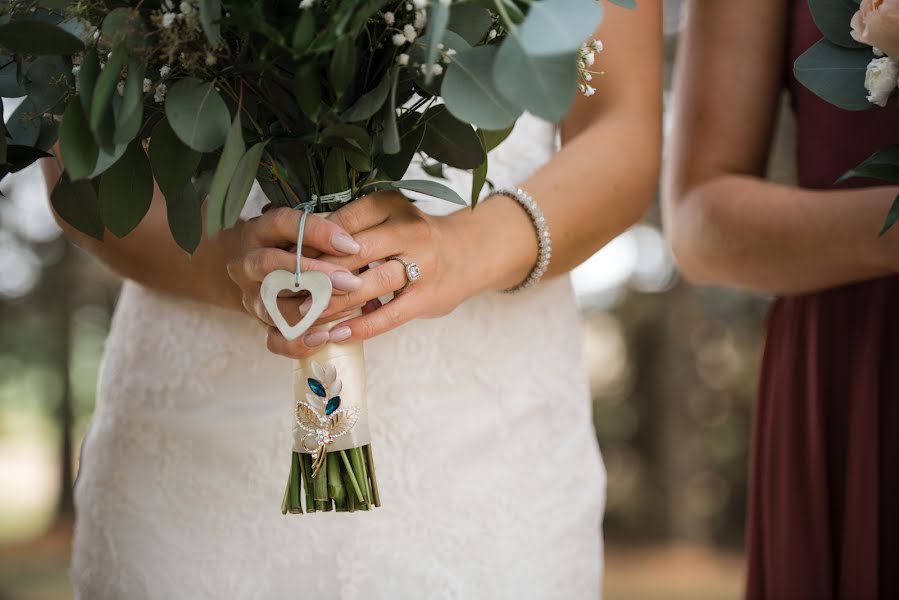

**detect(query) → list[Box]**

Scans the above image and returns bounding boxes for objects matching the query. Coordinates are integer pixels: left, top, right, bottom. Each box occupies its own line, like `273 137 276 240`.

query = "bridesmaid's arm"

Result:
663 0 899 296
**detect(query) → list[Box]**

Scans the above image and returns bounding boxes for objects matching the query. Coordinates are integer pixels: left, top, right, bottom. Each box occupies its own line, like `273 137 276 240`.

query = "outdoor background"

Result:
0 2 797 598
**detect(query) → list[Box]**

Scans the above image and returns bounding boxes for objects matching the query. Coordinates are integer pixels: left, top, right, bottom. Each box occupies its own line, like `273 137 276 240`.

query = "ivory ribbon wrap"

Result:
292 317 370 453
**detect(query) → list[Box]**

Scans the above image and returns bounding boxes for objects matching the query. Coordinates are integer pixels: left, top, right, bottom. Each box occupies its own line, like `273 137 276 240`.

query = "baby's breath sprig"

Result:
577 39 604 97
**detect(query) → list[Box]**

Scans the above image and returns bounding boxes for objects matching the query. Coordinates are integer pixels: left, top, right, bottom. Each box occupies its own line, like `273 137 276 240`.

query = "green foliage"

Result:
149 118 201 197
793 40 872 111
420 106 485 170
98 140 153 238
206 114 246 235
0 20 84 55
50 177 104 240
59 98 98 181
165 78 232 152
808 0 865 48
443 45 522 130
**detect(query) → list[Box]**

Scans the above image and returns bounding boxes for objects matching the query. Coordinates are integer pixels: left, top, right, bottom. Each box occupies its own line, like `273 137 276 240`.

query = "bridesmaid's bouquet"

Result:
0 0 623 513
794 0 899 232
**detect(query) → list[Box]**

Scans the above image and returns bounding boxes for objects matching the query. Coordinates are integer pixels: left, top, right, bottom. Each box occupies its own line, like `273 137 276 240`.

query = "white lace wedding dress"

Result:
70 113 607 599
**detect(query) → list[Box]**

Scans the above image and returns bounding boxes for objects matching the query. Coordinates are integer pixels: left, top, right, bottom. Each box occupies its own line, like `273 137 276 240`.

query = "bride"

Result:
49 3 661 598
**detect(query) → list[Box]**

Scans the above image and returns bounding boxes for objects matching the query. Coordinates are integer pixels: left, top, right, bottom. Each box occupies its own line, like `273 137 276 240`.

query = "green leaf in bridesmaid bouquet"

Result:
880 194 899 235
23 56 73 115
59 97 99 181
308 378 327 397
294 62 323 122
292 9 316 52
838 145 899 184
381 67 401 155
149 117 201 198
419 106 485 170
513 0 602 58
101 8 146 50
0 55 25 97
205 113 245 235
165 180 203 253
223 142 266 229
480 124 515 152
199 0 222 46
607 0 636 8
493 34 578 122
89 51 125 148
323 147 349 194
165 78 231 152
6 98 42 147
50 176 104 240
447 4 493 45
98 140 153 238
113 58 145 145
341 71 393 123
330 37 357 99
424 1 451 85
443 45 522 130
808 0 865 48
87 143 128 179
390 179 467 206
77 48 100 114
421 162 446 179
378 118 424 180
0 20 84 55
794 40 873 111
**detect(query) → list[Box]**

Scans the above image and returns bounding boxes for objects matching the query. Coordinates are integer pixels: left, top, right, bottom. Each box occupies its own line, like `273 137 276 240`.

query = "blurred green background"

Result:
0 2 798 598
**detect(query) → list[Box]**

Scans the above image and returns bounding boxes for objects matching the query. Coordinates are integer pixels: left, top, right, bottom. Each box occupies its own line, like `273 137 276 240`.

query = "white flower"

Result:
584 72 593 81
420 63 443 76
487 29 497 41
392 33 407 46
299 0 315 7
143 77 152 92
384 11 395 25
154 82 168 103
162 12 176 28
180 1 194 16
405 3 413 10
403 24 417 42
159 65 172 77
205 51 217 65
591 39 603 53
412 0 426 7
865 56 899 106
116 80 125 96
583 85 596 97
584 51 595 67
71 65 81 76
397 53 410 66
414 9 427 29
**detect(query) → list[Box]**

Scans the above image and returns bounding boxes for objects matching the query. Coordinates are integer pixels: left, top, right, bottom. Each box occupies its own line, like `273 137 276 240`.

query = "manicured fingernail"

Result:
304 331 330 347
329 326 352 342
299 297 313 315
330 271 362 291
332 232 361 255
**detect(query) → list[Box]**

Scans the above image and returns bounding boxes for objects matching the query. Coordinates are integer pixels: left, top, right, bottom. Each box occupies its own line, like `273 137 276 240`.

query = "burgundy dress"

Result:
746 2 899 599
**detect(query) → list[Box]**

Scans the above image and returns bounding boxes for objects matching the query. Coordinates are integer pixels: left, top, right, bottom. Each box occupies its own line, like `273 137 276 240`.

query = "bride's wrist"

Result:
446 193 539 293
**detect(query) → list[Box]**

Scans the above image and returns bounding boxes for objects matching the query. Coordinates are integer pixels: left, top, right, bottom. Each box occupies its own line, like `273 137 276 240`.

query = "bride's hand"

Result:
227 206 364 328
265 190 537 358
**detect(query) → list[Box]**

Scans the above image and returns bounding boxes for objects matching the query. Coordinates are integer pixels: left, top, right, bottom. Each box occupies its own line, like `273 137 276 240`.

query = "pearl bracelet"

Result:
493 188 552 294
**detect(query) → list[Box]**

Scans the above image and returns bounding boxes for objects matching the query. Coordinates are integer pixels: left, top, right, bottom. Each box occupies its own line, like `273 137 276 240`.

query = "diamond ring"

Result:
386 256 421 292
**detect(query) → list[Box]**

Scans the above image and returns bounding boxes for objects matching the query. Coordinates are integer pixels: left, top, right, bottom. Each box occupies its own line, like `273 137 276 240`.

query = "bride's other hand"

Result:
227 206 364 328
264 189 543 357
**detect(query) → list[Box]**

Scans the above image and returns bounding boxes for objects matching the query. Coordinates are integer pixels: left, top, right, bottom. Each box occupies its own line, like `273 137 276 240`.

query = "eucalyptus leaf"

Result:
60 97 99 181
330 37 357 98
472 156 487 205
3 144 52 173
514 0 602 57
51 176 104 240
166 179 203 253
0 20 84 55
391 179 466 205
78 48 100 114
443 45 523 130
165 78 231 152
808 0 865 48
607 0 636 7
881 194 899 235
447 4 493 45
379 119 424 180
89 51 126 145
794 40 873 111
199 0 222 46
341 70 393 122
419 105 485 169
480 124 515 152
323 148 349 194
99 140 154 238
5 98 41 146
113 58 145 144
35 117 59 153
382 66 401 155
149 117 201 197
23 56 73 114
494 34 578 122
0 57 25 96
294 62 323 122
88 143 128 179
224 142 265 228
425 1 451 84
293 10 316 52
205 114 245 235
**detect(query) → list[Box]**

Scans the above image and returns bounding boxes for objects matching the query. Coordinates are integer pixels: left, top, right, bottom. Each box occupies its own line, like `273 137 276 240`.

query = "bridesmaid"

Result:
664 1 899 599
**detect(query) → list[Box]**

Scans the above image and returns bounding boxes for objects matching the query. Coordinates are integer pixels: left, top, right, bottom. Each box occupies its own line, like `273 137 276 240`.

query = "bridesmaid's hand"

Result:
265 191 536 358
227 206 364 329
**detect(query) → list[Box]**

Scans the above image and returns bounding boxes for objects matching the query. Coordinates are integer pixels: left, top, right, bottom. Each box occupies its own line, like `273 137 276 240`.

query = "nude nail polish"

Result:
305 331 330 347
330 271 362 291
299 297 313 315
329 326 352 342
332 232 361 255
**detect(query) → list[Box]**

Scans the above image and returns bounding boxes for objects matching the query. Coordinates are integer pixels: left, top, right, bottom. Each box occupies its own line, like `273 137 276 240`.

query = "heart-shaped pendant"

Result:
261 269 333 341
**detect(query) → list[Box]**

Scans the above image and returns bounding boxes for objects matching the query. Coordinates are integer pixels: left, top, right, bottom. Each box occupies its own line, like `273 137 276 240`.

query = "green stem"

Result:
313 453 330 510
339 449 365 503
289 452 303 514
349 447 370 509
327 451 347 510
364 444 381 508
342 466 356 513
300 453 316 513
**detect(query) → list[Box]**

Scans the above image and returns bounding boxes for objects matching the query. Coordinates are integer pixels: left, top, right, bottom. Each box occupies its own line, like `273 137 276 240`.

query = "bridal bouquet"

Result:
0 0 623 513
794 0 899 232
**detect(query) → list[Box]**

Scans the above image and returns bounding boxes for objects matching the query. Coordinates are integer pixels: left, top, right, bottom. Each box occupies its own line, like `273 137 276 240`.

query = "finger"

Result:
316 220 409 272
326 291 420 344
245 288 308 328
327 191 402 235
244 207 360 255
309 260 406 319
227 248 362 292
266 326 333 359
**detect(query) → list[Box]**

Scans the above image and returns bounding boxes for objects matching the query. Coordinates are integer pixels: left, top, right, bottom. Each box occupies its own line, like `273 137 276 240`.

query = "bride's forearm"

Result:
665 174 899 295
43 160 245 311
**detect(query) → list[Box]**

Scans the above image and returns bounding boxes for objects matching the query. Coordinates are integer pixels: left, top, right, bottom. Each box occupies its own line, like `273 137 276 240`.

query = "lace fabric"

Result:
71 113 607 599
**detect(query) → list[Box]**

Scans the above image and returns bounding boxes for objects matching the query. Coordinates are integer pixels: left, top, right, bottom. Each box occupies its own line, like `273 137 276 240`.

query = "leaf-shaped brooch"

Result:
295 361 359 477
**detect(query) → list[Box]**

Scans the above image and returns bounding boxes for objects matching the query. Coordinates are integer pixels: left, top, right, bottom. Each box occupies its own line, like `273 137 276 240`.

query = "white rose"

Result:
865 56 899 106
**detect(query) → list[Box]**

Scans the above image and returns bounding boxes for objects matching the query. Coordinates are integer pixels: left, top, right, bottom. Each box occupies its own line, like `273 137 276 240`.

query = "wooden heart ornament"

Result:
261 269 333 341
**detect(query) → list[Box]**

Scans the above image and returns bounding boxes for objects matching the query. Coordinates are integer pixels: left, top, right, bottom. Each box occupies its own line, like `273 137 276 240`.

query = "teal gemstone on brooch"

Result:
308 378 326 397
325 396 341 415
